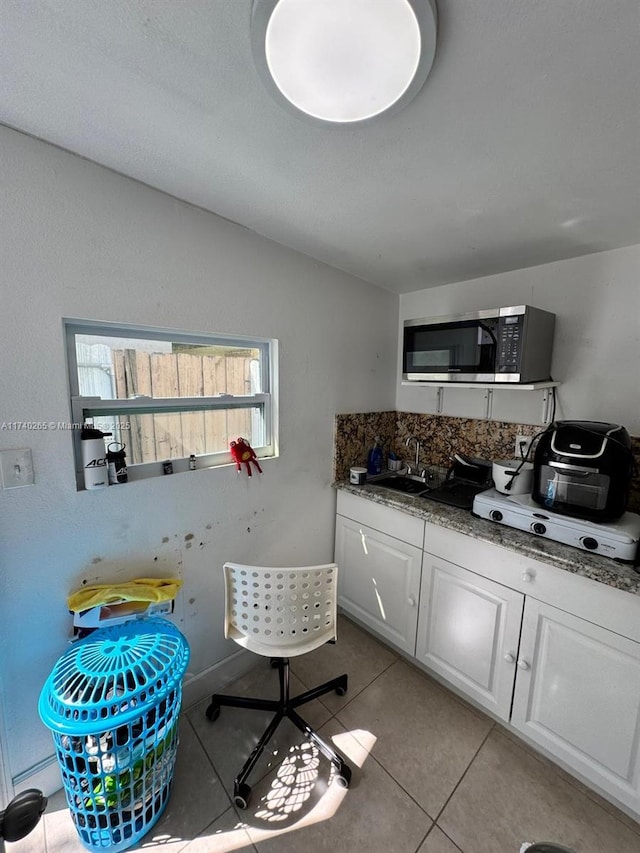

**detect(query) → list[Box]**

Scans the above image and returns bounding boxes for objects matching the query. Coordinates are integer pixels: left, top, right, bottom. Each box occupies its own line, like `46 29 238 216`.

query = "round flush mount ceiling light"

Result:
251 0 438 125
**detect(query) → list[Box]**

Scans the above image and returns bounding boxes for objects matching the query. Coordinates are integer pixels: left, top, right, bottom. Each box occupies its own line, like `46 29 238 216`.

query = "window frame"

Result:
64 319 278 487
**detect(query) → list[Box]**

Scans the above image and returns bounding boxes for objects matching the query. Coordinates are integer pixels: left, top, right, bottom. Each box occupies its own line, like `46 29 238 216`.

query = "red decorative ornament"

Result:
230 437 263 477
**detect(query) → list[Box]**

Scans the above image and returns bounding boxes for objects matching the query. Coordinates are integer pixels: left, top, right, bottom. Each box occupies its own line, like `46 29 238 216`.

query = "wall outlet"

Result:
0 448 34 488
515 435 533 459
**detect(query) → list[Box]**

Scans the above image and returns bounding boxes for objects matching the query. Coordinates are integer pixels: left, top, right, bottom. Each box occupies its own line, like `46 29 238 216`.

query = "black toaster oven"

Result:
532 421 633 521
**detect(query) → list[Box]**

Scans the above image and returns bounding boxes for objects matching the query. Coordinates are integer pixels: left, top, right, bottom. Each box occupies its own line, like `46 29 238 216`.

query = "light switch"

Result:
0 448 35 489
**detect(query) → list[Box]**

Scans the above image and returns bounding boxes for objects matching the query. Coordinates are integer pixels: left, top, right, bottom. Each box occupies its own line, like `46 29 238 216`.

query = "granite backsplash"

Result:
333 412 640 514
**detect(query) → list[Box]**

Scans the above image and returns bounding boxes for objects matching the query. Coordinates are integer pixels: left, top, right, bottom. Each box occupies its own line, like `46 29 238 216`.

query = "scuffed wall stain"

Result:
74 550 185 592
70 522 220 644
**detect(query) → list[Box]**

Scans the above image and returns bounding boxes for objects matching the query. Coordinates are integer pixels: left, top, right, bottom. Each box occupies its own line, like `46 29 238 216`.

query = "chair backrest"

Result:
223 562 339 657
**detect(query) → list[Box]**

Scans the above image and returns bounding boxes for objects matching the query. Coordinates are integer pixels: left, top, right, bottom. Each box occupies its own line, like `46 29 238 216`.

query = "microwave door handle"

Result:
478 321 498 345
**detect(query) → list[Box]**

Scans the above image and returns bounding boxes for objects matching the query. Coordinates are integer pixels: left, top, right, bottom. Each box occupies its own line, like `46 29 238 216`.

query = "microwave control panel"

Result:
497 315 523 373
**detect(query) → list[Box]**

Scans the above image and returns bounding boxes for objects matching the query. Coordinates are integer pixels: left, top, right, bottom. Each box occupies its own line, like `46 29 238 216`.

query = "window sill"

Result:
75 452 276 491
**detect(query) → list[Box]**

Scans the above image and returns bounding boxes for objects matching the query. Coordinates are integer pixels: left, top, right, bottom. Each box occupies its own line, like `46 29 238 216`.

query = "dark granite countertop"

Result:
334 480 640 596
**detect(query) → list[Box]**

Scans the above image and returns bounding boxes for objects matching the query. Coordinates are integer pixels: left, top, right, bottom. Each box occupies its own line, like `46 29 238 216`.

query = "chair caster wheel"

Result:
334 764 351 789
205 703 220 722
335 675 348 696
234 783 251 809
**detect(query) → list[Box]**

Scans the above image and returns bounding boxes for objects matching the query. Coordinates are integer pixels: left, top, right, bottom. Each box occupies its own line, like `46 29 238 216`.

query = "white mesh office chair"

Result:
205 562 352 808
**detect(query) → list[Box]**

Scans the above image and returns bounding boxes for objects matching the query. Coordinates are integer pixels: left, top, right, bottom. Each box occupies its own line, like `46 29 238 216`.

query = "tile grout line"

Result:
493 726 640 841
415 823 465 853
188 632 432 847
323 652 481 830
184 710 229 802
291 648 400 717
432 721 496 827
185 710 260 852
400 652 496 728
331 742 470 853
294 655 443 832
411 823 434 853
181 720 258 853
184 653 475 852
342 641 640 843
185 626 640 851
331 652 492 828
343 742 437 821
186 702 329 851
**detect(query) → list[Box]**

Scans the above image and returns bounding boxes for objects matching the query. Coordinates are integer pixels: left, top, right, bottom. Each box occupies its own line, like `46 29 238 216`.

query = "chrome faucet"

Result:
405 435 421 475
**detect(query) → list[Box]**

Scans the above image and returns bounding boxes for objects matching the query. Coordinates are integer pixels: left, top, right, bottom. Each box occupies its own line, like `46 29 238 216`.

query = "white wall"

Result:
398 246 640 432
0 126 397 795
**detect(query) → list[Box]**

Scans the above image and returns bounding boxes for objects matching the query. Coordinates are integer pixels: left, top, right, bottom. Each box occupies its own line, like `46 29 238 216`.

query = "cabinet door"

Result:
416 554 524 720
512 599 640 811
335 514 423 655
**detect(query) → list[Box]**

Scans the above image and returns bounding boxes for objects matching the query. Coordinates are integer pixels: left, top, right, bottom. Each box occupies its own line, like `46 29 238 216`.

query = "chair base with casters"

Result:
206 562 352 809
206 656 350 808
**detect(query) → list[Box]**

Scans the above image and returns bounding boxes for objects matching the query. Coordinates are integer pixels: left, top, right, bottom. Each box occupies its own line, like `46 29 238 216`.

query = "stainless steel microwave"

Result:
403 305 555 383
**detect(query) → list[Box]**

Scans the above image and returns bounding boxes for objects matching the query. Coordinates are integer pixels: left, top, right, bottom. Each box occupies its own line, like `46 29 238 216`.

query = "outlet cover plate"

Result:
515 435 533 459
0 448 34 488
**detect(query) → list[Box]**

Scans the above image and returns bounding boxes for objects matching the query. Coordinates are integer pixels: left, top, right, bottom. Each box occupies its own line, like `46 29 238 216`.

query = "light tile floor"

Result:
15 616 640 853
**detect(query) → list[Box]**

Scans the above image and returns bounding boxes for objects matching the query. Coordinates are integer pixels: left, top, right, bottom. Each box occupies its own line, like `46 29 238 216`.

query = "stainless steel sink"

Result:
367 467 487 509
367 473 430 495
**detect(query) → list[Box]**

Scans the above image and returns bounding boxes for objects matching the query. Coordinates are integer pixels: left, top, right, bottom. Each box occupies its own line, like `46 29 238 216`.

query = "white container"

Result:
492 459 533 495
81 435 109 489
349 466 367 485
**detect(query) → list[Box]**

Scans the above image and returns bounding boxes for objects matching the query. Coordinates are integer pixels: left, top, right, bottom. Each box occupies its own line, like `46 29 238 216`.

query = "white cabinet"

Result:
335 515 423 655
416 554 524 720
334 489 640 819
335 492 424 655
511 598 640 813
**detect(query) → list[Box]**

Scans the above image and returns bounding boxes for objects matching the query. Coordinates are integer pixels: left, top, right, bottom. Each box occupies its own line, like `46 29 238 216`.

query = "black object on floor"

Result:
0 789 47 848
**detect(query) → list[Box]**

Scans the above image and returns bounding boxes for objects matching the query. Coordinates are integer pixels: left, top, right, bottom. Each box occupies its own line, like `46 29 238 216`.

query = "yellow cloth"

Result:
68 577 183 613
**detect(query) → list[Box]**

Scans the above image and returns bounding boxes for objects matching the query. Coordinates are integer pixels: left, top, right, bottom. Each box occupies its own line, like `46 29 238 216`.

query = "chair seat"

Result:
226 625 333 657
224 562 338 657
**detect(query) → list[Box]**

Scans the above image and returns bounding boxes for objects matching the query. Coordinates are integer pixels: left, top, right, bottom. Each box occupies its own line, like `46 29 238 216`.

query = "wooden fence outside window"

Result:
111 350 256 464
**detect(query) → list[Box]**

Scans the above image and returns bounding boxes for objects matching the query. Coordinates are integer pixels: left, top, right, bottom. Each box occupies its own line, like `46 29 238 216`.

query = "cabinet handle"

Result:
517 659 530 670
521 571 534 583
407 595 417 607
504 653 515 664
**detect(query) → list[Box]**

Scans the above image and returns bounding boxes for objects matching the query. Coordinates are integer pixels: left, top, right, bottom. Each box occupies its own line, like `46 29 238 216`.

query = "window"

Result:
65 320 277 486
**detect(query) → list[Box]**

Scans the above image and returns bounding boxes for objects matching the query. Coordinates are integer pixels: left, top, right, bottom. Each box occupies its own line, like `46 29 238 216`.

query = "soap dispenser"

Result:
367 437 384 476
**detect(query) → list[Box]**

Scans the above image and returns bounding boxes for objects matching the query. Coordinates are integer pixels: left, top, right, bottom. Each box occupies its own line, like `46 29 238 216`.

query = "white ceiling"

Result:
2 1 639 294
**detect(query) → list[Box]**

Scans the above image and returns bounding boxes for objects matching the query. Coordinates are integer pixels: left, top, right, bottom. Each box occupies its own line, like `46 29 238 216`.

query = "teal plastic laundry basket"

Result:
38 618 190 852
